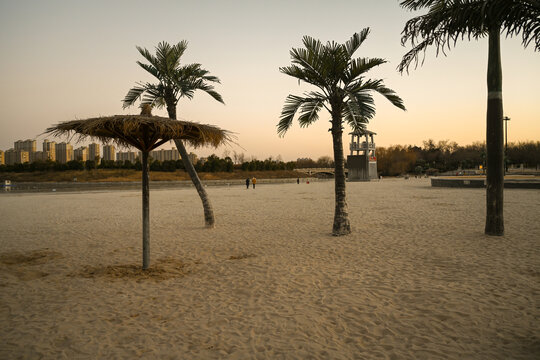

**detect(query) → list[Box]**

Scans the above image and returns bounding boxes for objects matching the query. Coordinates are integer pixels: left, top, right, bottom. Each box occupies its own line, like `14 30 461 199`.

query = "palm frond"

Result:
400 0 438 11
323 43 350 85
372 85 407 111
344 91 376 123
345 28 370 56
288 47 327 88
278 95 312 136
351 79 406 111
342 100 368 131
136 61 161 79
170 40 188 61
194 82 224 104
122 85 146 109
181 77 225 104
201 74 221 83
399 0 540 73
136 46 159 68
156 42 176 79
125 41 224 112
344 57 387 84
297 99 324 128
140 83 166 108
279 64 314 85
501 0 540 51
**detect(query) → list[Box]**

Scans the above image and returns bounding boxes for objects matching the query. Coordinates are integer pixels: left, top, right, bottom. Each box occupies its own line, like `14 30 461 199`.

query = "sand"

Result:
0 178 538 359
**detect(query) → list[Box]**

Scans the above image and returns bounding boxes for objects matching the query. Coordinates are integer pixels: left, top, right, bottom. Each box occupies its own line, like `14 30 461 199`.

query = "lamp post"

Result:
503 116 510 173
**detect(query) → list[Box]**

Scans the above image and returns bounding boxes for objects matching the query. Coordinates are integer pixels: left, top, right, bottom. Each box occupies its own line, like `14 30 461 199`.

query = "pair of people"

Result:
245 177 257 189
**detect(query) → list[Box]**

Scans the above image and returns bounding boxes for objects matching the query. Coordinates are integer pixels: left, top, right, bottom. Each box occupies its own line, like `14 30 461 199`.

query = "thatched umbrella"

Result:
45 110 231 269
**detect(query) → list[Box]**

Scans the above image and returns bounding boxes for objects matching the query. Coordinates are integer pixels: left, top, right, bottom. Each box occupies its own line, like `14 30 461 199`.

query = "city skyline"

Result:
1 1 539 161
0 137 192 166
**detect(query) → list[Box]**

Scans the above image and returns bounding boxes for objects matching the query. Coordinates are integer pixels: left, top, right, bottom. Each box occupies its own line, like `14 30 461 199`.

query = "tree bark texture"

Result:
485 28 504 236
142 151 150 269
166 105 215 228
174 139 215 228
331 105 351 236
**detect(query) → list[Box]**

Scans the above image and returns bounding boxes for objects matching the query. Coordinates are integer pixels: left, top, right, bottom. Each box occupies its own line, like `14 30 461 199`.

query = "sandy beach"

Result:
0 178 538 359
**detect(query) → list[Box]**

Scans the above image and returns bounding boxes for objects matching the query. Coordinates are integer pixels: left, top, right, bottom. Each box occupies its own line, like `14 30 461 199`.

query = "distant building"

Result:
30 151 52 162
0 150 4 165
43 139 56 161
56 142 74 164
102 145 116 161
88 143 100 163
14 139 36 153
74 146 88 161
117 151 138 163
188 152 198 164
150 148 180 162
5 149 29 165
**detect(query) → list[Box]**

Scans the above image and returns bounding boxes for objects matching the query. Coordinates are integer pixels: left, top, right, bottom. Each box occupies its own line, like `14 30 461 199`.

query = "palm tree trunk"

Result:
485 27 504 236
166 104 215 228
141 150 150 269
331 110 351 236
174 139 215 227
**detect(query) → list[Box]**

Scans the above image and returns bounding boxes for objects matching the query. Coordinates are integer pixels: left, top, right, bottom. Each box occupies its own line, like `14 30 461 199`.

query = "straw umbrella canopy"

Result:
45 113 232 269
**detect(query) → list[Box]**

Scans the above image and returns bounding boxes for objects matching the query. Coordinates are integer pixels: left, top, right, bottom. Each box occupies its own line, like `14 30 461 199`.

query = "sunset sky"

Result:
1 0 538 161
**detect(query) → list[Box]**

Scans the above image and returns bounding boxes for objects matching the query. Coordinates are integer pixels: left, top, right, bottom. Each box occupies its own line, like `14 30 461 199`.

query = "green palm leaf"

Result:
345 28 371 56
136 46 159 68
278 95 314 136
122 85 146 108
342 100 368 131
124 41 224 114
136 62 161 79
344 57 387 84
399 0 540 73
278 31 405 136
297 98 324 128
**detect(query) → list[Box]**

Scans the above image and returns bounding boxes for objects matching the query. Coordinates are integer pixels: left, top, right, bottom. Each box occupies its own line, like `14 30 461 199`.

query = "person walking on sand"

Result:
297 178 300 184
245 178 250 189
252 177 257 189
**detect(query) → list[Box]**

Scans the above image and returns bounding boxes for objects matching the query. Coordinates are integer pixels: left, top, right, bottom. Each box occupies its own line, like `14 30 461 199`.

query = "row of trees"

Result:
376 140 540 176
0 155 298 173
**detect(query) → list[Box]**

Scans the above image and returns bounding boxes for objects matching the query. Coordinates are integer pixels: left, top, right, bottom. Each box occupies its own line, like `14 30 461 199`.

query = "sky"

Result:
1 0 538 161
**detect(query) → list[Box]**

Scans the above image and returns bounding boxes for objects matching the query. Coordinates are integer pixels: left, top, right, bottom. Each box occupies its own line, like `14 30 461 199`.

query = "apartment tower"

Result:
88 143 100 163
56 142 74 164
43 139 56 161
102 145 116 161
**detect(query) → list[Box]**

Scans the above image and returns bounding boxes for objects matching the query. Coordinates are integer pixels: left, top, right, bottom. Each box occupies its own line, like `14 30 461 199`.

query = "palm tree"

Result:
123 41 224 228
278 29 406 236
398 0 540 236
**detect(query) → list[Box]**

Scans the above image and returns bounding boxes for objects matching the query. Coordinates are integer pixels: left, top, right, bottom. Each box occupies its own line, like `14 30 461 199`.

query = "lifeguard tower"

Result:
347 129 377 181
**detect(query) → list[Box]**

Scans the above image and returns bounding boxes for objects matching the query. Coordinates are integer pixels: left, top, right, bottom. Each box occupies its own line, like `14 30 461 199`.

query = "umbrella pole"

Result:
142 151 150 269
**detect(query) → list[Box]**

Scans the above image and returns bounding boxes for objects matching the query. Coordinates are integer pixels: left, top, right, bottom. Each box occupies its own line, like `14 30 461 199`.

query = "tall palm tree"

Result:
123 41 224 228
278 29 406 236
398 0 540 236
